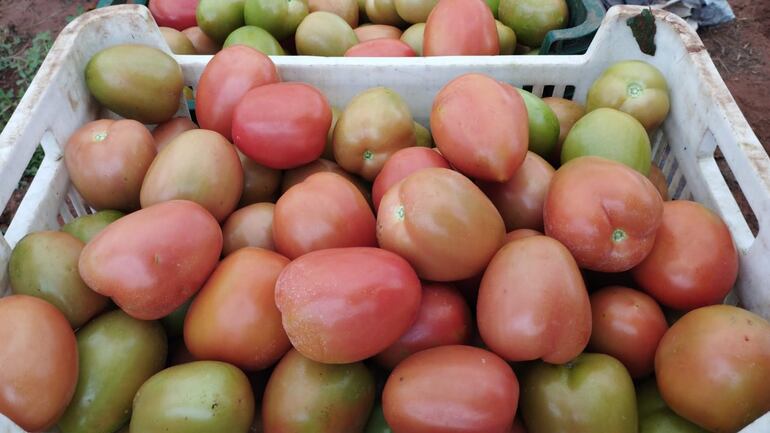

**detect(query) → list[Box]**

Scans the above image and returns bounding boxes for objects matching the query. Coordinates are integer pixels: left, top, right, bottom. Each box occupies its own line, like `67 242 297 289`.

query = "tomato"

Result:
376 283 471 369
310 0 360 27
182 26 221 54
514 88 560 160
295 11 359 56
365 403 392 433
423 0 498 56
477 235 590 363
244 0 292 40
196 0 246 43
150 0 199 30
383 345 519 433
544 157 663 272
61 210 124 243
372 146 450 211
647 165 670 200
281 158 371 203
505 228 541 242
587 60 670 131
275 247 421 363
520 353 637 433
64 119 156 211
656 305 770 433
131 361 254 433
286 0 311 38
636 379 708 433
378 167 505 281
9 231 108 328
413 121 432 147
498 0 567 48
0 295 78 432
233 82 332 169
345 38 416 56
496 20 516 54
196 45 280 141
151 116 197 151
79 200 222 320
159 27 196 54
323 107 342 160
401 23 425 55
431 74 528 182
588 286 667 378
58 311 167 433
394 0 437 23
333 87 416 180
238 150 283 205
542 97 585 151
354 24 402 41
185 248 291 370
263 349 375 433
365 0 405 25
632 201 738 310
479 151 554 231
222 203 276 255
223 26 287 54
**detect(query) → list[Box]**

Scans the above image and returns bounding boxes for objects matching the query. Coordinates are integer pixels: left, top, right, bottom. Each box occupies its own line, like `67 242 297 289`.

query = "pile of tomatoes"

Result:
1 37 770 433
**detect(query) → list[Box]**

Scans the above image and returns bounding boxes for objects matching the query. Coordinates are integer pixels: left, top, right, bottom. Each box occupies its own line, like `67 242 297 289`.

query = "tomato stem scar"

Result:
395 205 405 220
627 82 644 98
612 229 627 243
363 150 374 160
93 131 108 141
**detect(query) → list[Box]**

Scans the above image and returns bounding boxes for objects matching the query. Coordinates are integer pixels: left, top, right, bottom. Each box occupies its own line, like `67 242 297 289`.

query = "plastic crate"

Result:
0 4 769 432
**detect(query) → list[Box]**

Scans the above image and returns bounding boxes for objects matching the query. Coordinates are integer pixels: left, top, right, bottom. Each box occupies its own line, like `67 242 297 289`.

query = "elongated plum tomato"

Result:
431 74 528 182
0 295 78 432
477 235 591 363
275 247 421 363
281 159 371 205
383 345 519 433
345 38 416 56
222 202 275 255
79 200 222 320
376 283 472 369
233 82 332 169
274 172 376 259
372 147 451 211
185 248 291 370
354 24 403 41
632 200 738 310
589 286 668 378
655 305 770 433
195 45 279 140
377 167 506 281
150 0 199 30
544 156 663 272
423 0 499 55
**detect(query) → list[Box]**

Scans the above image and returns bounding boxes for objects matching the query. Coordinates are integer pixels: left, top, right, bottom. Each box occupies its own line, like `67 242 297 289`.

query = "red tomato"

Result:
655 305 770 433
281 158 372 206
431 74 528 182
0 295 78 432
345 39 417 56
222 202 276 255
479 151 555 231
196 46 280 141
149 0 199 30
377 167 506 281
371 147 451 211
275 247 421 363
632 200 738 310
184 248 291 370
505 229 541 242
232 82 332 169
376 283 472 369
151 117 197 151
544 156 663 272
423 0 498 55
354 24 403 41
477 235 591 363
274 172 376 259
383 345 519 433
589 286 668 378
79 200 222 320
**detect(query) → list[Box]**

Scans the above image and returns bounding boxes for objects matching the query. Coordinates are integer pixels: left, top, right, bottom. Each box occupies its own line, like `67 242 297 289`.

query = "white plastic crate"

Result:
0 4 769 433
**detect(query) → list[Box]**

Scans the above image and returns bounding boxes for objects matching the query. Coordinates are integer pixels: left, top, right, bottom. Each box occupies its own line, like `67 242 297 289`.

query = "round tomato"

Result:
632 200 738 311
61 210 124 243
365 403 392 433
281 158 371 204
0 295 78 432
496 20 516 55
394 0 437 23
365 0 405 26
150 0 199 30
223 26 286 55
345 38 416 56
514 88 560 160
238 150 282 205
377 167 506 281
544 156 663 272
275 247 421 363
181 26 221 54
222 203 276 255
159 27 196 54
309 0 359 27
432 75 528 182
498 0 567 48
196 0 246 43
647 165 670 201
423 0 498 55
542 96 585 149
295 11 359 56
655 305 770 433
372 146 450 211
383 345 519 433
233 82 332 169
401 23 425 55
636 379 708 433
354 24 403 41
151 117 197 151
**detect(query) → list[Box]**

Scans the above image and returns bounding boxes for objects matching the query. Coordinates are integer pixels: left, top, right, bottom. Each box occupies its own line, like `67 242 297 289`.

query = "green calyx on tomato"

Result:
612 228 627 243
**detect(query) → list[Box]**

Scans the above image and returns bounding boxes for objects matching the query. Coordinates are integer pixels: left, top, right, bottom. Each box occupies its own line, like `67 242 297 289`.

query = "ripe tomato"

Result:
181 26 221 54
377 167 506 281
423 0 499 56
372 147 451 211
354 24 403 41
589 286 668 378
383 345 519 433
655 305 770 433
477 235 591 363
274 172 376 259
222 202 276 255
196 46 280 141
376 283 472 369
151 117 197 151
275 247 421 363
647 165 670 201
632 200 738 311
544 156 663 272
506 228 541 242
149 0 199 30
0 295 78 432
345 39 416 56
281 158 372 205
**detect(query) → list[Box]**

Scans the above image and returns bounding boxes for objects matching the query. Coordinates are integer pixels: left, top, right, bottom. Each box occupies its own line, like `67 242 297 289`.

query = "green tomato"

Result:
295 12 359 56
61 210 124 243
160 298 192 338
561 107 651 175
285 0 310 39
515 88 560 160
498 0 568 48
400 23 425 56
496 20 516 55
413 121 433 147
244 0 291 40
520 353 638 433
365 403 392 433
131 361 255 433
485 0 499 18
637 380 708 433
224 26 287 55
197 0 246 43
58 310 167 433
